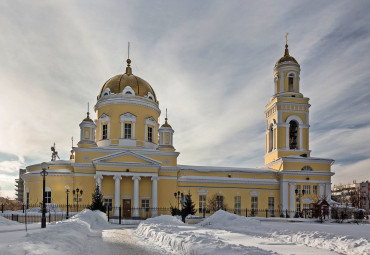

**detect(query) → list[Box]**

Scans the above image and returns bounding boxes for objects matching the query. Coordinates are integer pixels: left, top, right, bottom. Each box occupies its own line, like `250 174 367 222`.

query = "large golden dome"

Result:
275 44 299 66
98 59 157 102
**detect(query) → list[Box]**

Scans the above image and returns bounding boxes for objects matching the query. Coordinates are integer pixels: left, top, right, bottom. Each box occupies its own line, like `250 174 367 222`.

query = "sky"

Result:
0 0 369 199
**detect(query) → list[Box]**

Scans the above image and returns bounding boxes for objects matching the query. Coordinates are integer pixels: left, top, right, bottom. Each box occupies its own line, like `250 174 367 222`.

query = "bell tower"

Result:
265 36 311 166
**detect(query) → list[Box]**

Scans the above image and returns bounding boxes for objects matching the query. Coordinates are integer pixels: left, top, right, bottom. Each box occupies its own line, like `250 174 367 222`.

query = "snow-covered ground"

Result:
134 210 370 255
0 210 369 255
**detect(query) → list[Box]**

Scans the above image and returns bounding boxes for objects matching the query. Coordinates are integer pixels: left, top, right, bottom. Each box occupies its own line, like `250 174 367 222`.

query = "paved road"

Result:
86 226 172 255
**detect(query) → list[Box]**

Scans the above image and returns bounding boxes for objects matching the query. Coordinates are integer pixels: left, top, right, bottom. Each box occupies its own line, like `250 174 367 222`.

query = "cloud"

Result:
0 1 369 198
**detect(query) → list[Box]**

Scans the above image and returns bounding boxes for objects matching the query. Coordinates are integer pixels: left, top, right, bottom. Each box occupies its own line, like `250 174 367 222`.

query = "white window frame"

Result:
199 195 206 213
234 196 241 215
99 114 111 140
145 117 156 142
303 185 311 195
120 113 136 139
45 186 52 204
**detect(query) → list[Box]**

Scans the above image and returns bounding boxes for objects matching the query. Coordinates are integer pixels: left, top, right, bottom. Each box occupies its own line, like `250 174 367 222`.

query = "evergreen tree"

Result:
181 193 197 222
89 185 106 212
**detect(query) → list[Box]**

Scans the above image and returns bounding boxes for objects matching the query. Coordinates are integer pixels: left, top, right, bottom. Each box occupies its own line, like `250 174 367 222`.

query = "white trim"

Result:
95 95 160 115
197 188 208 194
120 113 136 139
122 86 135 95
178 176 279 185
96 170 158 178
286 115 303 125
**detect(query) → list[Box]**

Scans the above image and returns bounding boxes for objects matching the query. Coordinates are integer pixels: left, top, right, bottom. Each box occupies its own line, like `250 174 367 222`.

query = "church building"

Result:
23 41 334 218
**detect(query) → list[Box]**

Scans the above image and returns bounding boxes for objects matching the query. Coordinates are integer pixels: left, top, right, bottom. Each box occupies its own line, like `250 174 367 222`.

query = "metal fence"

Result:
2 203 368 224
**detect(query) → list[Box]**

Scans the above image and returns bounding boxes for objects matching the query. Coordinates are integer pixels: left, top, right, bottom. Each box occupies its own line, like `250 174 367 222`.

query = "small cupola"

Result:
273 33 301 95
158 109 175 151
77 104 97 148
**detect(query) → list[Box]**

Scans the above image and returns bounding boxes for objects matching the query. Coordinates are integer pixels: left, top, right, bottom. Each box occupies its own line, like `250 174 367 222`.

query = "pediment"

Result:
92 150 161 166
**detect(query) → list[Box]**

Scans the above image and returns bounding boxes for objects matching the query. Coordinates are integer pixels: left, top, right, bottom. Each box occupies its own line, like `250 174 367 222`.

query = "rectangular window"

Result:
141 199 150 212
199 195 206 213
124 123 132 139
102 124 108 140
313 185 318 195
148 127 153 142
234 196 241 215
216 195 224 210
303 203 311 216
251 196 258 216
303 185 311 195
104 198 112 211
45 191 51 204
268 197 275 216
296 203 301 213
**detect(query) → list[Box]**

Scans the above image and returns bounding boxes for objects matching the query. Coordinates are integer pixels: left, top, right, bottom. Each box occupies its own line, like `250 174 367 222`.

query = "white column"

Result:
289 182 296 218
144 124 147 140
280 71 284 92
326 183 332 201
299 127 303 150
120 121 123 138
132 176 141 217
319 184 325 200
132 122 136 139
113 175 122 217
94 174 103 191
285 125 289 149
273 125 276 150
151 176 158 217
326 183 332 218
108 122 111 139
280 180 288 215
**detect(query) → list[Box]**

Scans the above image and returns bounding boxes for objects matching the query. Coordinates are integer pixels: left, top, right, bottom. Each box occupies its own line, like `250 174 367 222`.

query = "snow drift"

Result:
1 209 109 255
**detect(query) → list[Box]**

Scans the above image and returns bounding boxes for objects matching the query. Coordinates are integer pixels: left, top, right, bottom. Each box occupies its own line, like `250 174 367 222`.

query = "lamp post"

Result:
73 188 83 212
40 162 48 228
295 188 306 217
65 186 70 219
174 191 183 210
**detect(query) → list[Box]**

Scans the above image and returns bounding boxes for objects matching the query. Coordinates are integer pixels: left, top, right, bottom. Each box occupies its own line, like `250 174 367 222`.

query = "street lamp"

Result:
73 188 83 212
65 186 70 219
174 191 183 210
40 162 48 228
295 188 306 217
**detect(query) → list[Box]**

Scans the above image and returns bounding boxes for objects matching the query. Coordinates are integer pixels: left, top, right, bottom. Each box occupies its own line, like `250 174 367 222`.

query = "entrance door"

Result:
122 199 131 218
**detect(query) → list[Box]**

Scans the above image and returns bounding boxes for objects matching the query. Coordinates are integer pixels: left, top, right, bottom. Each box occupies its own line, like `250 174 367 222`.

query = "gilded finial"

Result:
126 41 132 75
70 136 75 160
284 32 290 56
83 102 93 122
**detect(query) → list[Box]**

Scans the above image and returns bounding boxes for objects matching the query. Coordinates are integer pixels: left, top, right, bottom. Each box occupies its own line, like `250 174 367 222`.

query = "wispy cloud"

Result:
0 0 369 198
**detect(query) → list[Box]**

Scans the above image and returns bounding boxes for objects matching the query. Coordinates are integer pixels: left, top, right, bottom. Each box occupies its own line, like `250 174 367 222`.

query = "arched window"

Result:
289 120 298 149
301 165 313 171
125 91 132 95
288 73 294 92
268 124 274 152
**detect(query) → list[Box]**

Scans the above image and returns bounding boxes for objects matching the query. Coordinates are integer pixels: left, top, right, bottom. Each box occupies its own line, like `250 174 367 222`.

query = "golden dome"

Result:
161 118 172 128
83 112 93 122
99 59 157 102
275 44 299 66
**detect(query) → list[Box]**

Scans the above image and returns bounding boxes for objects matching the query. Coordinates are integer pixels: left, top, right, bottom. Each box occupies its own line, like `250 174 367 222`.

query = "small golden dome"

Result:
99 59 157 102
83 112 93 122
275 44 298 66
161 118 172 128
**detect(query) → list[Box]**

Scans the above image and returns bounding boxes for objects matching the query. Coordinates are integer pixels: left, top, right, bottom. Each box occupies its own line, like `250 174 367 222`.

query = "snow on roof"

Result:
179 164 273 173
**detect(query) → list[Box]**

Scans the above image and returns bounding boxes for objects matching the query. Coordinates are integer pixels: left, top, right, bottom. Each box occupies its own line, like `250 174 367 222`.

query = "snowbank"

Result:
1 209 109 255
199 210 370 255
135 214 270 255
198 210 260 230
0 215 21 226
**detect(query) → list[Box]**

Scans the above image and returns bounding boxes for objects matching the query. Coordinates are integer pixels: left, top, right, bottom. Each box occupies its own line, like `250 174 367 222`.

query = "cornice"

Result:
279 170 335 177
73 147 180 157
178 176 279 185
94 96 161 114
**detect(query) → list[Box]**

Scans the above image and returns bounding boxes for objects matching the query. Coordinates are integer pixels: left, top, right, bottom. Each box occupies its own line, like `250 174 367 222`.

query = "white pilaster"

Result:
151 176 158 217
132 176 141 217
299 127 303 150
319 184 325 200
113 175 122 217
94 174 103 191
289 182 296 218
286 125 289 149
326 183 331 201
280 71 284 92
280 180 289 215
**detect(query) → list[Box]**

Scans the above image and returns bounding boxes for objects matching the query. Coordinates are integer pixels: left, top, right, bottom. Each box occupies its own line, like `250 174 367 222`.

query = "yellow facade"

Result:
23 43 334 218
